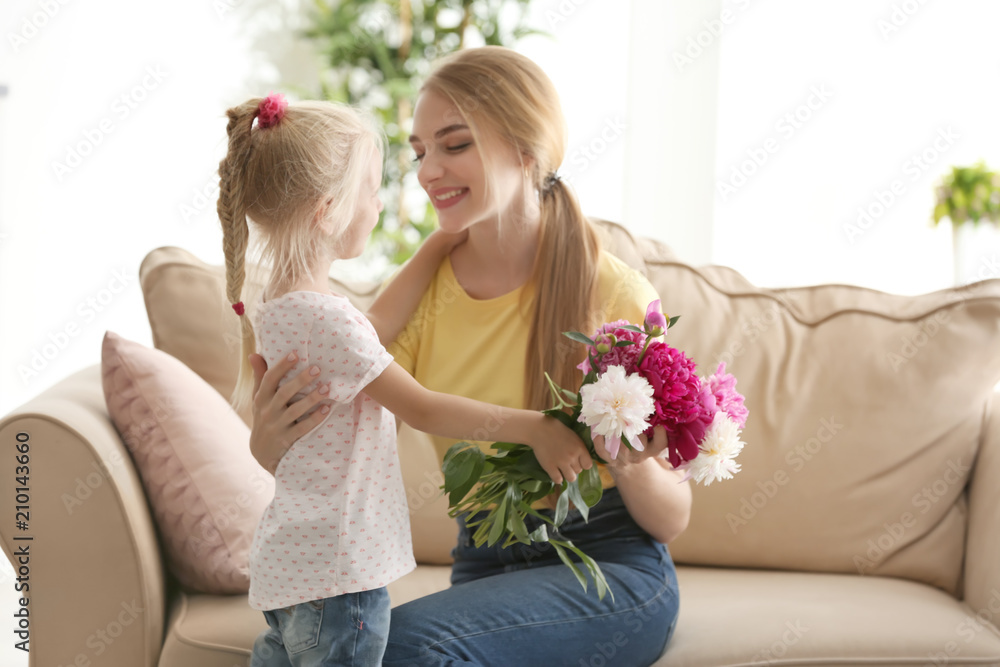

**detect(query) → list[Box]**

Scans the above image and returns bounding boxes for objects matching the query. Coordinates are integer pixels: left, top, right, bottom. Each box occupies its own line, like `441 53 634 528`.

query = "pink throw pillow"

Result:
101 331 274 594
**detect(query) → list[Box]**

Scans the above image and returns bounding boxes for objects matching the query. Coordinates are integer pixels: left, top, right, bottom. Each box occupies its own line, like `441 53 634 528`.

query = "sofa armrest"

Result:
964 386 1000 616
0 364 166 667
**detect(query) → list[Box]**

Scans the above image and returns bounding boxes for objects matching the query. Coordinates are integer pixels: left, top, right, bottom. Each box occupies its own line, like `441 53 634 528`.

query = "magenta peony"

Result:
705 362 748 429
577 320 649 376
638 341 717 468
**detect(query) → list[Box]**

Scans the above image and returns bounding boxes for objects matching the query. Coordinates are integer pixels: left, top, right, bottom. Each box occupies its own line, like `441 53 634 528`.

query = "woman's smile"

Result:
429 186 470 209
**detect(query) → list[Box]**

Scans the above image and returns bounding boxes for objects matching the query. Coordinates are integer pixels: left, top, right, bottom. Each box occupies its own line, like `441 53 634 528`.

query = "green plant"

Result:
933 162 1000 227
304 0 542 272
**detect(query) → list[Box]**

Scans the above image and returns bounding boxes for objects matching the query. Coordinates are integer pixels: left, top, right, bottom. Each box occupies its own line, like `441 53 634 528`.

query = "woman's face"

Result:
409 89 528 233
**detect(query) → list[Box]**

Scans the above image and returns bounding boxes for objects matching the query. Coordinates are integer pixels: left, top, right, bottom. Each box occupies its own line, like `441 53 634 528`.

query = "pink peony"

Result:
637 341 716 468
705 362 748 429
577 320 648 376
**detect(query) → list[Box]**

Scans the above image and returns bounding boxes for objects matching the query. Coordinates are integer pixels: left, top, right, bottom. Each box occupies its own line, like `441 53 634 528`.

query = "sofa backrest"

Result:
138 221 1000 595
646 256 1000 597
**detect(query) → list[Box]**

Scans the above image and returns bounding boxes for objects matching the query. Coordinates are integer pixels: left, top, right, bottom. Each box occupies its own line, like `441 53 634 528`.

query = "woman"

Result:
247 46 691 666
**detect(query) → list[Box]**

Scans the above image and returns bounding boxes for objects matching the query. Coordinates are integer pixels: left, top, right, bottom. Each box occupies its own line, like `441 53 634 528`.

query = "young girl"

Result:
217 93 592 667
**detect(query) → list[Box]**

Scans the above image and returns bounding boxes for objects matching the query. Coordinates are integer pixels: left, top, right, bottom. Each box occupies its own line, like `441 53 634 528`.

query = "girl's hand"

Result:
593 425 670 476
424 227 469 253
532 418 593 485
248 351 332 474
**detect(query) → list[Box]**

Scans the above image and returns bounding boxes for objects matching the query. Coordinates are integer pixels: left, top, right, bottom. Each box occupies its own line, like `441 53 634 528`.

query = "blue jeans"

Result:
383 487 679 667
251 588 391 667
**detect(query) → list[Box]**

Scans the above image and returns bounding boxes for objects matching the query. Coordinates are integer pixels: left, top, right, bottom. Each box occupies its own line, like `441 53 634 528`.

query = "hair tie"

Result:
542 171 562 194
256 93 288 129
232 301 245 316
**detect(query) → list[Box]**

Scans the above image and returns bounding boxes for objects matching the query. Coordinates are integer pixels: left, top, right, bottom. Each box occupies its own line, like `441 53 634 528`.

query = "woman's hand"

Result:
247 351 332 474
593 425 692 543
592 425 670 475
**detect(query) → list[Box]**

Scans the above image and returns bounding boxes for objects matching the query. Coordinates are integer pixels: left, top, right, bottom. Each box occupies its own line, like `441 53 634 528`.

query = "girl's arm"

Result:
363 361 593 485
366 229 467 346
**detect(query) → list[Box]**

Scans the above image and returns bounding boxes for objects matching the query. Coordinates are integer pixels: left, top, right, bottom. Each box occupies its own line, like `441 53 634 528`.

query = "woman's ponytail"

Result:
524 175 601 411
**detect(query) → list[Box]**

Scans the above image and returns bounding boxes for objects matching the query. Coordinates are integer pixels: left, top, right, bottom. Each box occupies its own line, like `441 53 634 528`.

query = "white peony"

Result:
684 412 745 486
578 365 655 460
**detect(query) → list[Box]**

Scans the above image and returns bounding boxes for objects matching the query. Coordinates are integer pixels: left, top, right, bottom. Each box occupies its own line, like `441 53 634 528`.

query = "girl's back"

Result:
247 289 415 611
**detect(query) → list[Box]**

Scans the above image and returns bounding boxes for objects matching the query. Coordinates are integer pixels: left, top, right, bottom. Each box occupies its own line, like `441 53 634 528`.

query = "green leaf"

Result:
563 479 589 523
563 331 596 346
487 496 508 547
617 324 645 334
668 315 681 329
529 523 549 543
550 540 588 593
560 541 614 602
614 340 638 347
442 445 485 507
554 488 570 527
577 466 604 508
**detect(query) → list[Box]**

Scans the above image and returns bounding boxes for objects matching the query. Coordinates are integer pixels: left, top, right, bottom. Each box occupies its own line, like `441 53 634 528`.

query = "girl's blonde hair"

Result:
218 97 384 415
421 47 602 410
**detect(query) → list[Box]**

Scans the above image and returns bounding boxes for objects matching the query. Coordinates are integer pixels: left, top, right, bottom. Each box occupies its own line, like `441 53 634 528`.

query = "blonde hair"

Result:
421 47 602 411
218 97 384 415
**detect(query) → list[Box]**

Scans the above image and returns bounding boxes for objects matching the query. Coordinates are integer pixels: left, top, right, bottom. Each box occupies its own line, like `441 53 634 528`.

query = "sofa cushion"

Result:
101 331 274 594
647 258 1000 596
658 567 1000 666
158 565 453 666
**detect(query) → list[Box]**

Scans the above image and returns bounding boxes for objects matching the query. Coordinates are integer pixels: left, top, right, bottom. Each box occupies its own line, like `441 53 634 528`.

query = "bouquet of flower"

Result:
441 300 748 600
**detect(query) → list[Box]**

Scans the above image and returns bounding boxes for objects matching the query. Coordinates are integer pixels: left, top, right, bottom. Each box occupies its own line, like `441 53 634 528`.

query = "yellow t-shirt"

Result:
386 250 661 490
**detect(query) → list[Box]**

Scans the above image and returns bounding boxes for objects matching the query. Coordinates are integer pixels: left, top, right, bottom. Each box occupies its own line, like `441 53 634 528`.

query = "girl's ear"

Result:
313 197 336 234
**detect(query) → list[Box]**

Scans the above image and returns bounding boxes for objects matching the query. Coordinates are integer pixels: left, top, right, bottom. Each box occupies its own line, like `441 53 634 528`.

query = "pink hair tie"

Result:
257 93 287 129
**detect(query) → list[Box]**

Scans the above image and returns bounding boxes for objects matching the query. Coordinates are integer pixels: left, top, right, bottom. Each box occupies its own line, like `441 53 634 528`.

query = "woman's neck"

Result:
450 206 541 300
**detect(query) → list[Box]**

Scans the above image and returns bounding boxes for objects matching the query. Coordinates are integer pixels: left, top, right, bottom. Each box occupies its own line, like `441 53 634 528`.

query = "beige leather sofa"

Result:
4 220 1000 667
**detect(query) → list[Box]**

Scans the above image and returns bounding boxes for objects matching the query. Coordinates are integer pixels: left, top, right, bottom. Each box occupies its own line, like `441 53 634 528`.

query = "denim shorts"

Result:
251 588 391 667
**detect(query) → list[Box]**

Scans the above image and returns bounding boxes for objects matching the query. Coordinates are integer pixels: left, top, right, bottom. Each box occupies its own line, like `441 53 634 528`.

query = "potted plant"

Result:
933 162 1000 284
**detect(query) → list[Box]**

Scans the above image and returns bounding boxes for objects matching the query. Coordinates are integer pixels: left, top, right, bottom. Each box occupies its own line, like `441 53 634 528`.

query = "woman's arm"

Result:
366 229 467 345
363 361 592 485
594 429 693 544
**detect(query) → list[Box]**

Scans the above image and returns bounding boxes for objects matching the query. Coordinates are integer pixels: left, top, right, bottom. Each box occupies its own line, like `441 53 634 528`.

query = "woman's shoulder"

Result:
594 250 659 324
